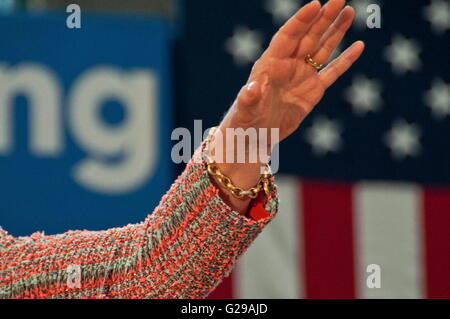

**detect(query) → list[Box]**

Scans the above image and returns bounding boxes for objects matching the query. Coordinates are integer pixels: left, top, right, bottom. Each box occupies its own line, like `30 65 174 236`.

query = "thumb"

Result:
236 80 261 110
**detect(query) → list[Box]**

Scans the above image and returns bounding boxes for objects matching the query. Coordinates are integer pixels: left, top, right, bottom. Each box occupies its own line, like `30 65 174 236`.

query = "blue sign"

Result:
0 12 174 236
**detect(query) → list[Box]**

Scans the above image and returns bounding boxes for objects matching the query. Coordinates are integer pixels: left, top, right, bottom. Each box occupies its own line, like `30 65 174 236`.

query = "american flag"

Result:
176 0 450 298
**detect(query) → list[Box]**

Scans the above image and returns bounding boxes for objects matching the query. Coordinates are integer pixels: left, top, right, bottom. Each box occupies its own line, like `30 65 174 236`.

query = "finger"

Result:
297 0 346 58
311 6 355 65
266 0 321 58
319 40 365 89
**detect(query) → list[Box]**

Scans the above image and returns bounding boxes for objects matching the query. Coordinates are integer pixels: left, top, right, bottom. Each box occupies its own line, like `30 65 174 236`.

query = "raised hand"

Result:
222 0 364 142
215 0 365 212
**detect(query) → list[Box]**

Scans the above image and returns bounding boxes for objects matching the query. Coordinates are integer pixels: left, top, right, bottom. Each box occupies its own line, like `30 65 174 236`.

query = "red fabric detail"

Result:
246 193 270 221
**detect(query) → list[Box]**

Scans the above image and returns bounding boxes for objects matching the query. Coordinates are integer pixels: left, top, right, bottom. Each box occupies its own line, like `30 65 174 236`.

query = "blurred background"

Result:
0 0 449 299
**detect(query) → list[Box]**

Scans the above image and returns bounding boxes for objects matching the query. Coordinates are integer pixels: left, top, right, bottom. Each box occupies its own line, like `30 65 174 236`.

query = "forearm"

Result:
107 151 277 298
0 147 278 299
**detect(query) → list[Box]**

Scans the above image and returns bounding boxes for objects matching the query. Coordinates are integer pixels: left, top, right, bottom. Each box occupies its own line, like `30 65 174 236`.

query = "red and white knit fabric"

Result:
0 151 278 299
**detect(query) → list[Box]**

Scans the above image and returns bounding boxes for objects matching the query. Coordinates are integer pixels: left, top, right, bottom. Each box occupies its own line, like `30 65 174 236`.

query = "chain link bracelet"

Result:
203 126 273 200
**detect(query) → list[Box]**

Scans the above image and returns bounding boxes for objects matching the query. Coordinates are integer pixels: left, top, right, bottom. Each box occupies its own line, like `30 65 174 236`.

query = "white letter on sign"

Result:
0 63 62 156
68 67 158 194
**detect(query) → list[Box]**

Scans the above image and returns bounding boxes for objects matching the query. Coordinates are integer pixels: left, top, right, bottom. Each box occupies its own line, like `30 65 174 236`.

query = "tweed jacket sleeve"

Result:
0 149 278 299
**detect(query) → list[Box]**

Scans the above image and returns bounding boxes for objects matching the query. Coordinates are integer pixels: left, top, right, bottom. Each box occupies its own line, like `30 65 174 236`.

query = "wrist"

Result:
204 125 274 214
212 124 270 188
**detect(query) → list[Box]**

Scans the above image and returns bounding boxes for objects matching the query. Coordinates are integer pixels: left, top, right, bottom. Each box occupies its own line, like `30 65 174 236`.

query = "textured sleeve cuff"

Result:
133 146 279 298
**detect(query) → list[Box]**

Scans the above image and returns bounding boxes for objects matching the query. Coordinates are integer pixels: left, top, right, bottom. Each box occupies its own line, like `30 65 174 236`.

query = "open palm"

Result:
222 0 365 142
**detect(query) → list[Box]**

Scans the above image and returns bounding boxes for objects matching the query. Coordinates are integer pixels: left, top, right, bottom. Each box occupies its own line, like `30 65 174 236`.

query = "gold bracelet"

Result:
203 127 273 200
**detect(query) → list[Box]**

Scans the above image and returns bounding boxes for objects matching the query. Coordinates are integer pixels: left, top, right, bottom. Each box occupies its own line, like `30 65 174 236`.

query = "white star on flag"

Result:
345 74 383 116
423 0 450 34
305 116 342 157
264 0 301 25
384 34 422 75
225 26 264 66
384 119 422 160
424 79 450 119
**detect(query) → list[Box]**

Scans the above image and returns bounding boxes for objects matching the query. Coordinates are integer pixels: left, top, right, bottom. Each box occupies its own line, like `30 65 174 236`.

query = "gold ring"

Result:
305 54 323 70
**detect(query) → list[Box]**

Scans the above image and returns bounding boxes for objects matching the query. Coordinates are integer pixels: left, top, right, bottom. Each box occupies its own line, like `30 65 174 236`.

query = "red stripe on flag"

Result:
423 188 450 298
300 181 356 298
207 272 234 299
